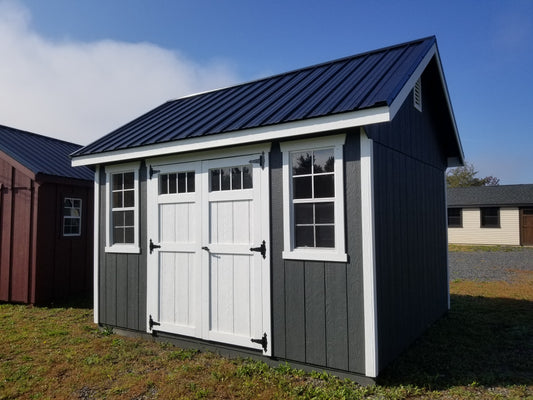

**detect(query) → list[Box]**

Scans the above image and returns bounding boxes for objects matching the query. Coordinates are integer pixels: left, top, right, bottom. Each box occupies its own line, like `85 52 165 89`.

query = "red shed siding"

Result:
0 153 93 304
0 159 35 303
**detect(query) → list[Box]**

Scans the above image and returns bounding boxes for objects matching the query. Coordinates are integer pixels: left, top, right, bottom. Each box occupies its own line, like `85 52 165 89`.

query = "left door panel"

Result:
146 162 201 337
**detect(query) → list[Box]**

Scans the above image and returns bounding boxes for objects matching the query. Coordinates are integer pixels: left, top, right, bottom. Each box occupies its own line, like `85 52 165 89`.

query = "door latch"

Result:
251 333 268 352
250 240 266 259
149 239 161 254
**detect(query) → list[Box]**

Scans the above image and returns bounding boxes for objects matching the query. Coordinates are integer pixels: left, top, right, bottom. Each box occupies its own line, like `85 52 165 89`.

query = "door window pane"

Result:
210 169 220 191
232 167 242 190
209 165 253 191
221 168 231 190
187 172 195 192
243 166 253 189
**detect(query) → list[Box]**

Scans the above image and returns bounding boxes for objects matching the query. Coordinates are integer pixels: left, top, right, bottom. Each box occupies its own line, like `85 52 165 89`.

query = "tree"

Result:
446 161 500 187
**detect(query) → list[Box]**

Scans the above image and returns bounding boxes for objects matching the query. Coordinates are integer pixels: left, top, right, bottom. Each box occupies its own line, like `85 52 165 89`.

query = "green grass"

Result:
448 243 526 252
1 275 532 399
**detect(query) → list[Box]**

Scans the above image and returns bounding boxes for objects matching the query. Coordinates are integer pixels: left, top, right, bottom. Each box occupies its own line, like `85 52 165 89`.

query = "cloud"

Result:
0 0 239 145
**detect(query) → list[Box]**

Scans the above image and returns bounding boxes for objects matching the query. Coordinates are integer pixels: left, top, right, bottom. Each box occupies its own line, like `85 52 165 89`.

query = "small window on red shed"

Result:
63 197 82 236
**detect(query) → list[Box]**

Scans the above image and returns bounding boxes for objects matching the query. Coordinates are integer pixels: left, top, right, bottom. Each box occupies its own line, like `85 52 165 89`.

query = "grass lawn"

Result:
1 273 531 399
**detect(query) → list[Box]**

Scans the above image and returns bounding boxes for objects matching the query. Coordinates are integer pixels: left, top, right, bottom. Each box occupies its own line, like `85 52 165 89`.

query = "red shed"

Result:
0 124 94 304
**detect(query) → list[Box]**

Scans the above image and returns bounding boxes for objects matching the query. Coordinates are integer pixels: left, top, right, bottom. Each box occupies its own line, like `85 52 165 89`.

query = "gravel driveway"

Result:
448 248 533 282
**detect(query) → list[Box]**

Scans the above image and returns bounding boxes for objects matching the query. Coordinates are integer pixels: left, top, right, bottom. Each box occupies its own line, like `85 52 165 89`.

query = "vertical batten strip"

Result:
360 128 378 377
93 166 100 323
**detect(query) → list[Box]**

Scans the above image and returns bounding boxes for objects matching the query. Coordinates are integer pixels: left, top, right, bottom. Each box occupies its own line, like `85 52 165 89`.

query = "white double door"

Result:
147 153 270 354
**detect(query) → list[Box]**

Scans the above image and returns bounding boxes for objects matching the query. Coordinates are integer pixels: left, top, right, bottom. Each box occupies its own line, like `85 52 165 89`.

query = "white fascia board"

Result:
71 106 390 167
389 44 437 120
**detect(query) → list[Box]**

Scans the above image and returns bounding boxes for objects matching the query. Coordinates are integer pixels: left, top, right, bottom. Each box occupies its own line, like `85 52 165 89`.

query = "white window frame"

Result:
63 197 82 236
105 162 141 254
280 134 347 262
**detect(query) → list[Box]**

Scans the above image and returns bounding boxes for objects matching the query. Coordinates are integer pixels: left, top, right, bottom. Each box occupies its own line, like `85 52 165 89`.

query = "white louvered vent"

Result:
413 78 422 112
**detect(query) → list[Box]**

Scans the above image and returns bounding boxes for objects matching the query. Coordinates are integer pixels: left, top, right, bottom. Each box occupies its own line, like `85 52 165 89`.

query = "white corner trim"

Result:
444 174 450 310
360 128 379 377
93 166 100 324
72 107 389 167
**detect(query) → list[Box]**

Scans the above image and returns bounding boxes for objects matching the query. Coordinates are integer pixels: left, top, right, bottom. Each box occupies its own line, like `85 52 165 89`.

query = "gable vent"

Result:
413 78 422 112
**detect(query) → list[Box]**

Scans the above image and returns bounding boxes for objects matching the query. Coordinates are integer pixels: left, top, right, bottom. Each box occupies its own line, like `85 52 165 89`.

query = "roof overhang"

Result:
72 41 464 168
72 106 390 167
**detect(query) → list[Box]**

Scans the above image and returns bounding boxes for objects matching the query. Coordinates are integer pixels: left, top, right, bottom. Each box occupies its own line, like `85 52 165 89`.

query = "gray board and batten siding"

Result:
270 130 365 374
366 57 451 368
96 132 367 374
97 164 147 331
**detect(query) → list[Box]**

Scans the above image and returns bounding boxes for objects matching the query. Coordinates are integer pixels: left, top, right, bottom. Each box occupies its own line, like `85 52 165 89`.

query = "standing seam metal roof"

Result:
73 36 437 157
0 124 94 181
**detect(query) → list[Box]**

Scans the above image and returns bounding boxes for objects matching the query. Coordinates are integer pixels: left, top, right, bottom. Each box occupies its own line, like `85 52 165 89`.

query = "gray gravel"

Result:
448 248 533 282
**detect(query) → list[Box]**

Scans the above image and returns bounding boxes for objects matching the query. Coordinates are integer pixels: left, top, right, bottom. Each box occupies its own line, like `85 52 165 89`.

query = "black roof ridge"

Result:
0 123 82 149
168 36 437 104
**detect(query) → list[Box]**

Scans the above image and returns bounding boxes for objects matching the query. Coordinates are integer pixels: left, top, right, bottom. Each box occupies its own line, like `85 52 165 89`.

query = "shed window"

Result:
481 207 500 228
280 135 347 262
447 208 462 228
105 163 140 253
63 198 82 236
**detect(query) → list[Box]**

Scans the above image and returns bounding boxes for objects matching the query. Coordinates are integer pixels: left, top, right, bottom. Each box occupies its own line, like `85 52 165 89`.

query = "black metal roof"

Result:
73 36 442 157
0 124 94 181
447 185 533 207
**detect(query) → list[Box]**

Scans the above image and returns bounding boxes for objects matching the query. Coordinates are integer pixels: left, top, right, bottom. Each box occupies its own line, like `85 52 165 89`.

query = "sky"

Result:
0 0 532 184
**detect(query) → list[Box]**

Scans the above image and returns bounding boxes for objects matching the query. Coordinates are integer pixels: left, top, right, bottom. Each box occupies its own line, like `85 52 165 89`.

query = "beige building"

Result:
447 185 533 246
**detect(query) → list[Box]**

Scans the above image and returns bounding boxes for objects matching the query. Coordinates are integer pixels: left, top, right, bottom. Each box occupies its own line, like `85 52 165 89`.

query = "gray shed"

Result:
72 36 464 381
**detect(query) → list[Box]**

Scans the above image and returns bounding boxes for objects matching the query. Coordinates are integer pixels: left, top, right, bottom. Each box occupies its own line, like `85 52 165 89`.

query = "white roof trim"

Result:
389 43 464 166
72 106 390 167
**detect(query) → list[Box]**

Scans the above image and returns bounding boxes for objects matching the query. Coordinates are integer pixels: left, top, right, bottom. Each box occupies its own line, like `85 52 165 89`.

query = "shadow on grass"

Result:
378 294 533 389
38 294 93 309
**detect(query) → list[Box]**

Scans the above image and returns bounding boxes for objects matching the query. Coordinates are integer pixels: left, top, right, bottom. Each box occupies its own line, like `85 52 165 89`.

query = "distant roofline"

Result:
0 123 83 148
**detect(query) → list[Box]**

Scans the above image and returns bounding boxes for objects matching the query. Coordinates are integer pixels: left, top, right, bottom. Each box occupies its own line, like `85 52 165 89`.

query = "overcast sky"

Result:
0 0 532 184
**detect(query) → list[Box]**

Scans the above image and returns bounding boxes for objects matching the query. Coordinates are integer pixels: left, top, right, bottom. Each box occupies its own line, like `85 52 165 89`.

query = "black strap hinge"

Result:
149 315 161 330
251 333 268 352
149 239 161 254
249 152 265 169
250 240 266 259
